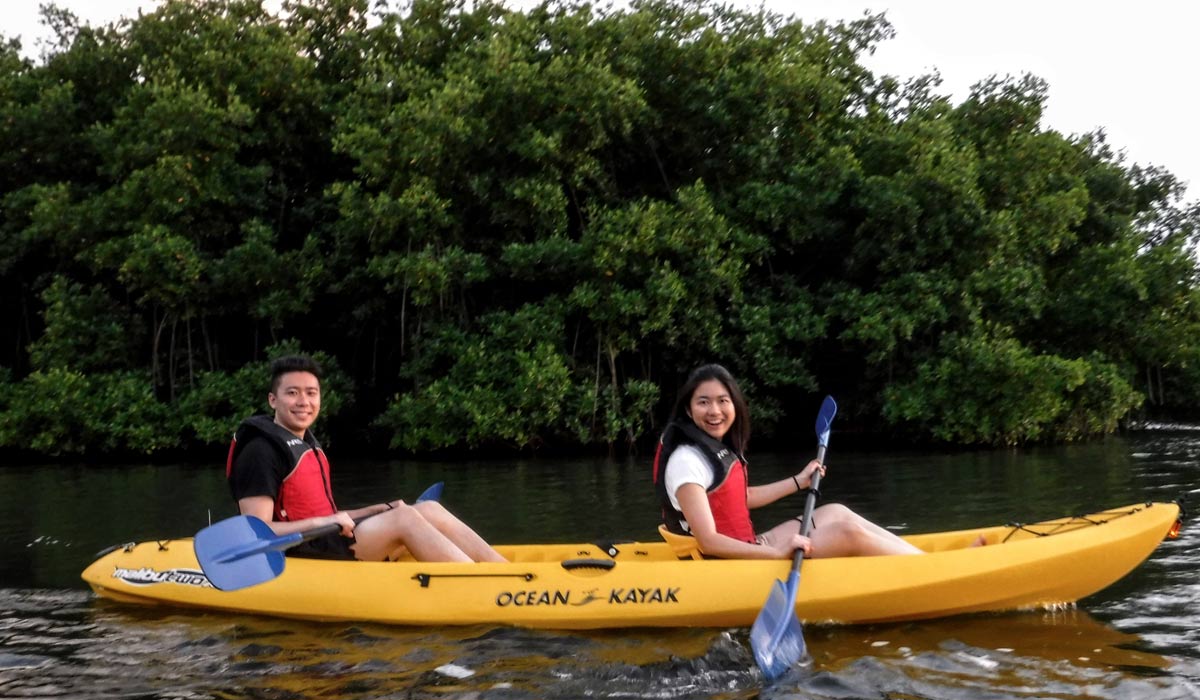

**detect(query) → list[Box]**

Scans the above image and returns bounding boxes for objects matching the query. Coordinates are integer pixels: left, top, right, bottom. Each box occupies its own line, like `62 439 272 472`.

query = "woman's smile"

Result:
689 379 735 440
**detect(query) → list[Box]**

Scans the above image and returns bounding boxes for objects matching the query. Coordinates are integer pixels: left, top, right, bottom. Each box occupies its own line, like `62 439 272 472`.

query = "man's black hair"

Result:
270 355 322 393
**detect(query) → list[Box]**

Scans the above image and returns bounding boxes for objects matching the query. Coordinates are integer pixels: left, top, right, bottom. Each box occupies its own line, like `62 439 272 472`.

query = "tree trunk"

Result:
202 317 215 371
151 308 169 392
186 315 195 388
607 339 619 455
168 317 178 401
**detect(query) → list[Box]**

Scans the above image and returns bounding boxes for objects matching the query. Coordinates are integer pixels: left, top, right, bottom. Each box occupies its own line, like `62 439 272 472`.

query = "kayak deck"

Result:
82 501 1180 629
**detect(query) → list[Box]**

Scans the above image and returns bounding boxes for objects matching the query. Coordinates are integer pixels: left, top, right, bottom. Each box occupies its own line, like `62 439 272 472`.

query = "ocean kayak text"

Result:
495 587 680 607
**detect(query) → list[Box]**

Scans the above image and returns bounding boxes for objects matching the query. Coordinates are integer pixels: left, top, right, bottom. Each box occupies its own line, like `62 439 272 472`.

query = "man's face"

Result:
268 371 321 437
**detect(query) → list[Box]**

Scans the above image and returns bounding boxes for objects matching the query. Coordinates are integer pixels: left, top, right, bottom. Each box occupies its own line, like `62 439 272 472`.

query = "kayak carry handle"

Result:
411 572 536 588
561 558 616 571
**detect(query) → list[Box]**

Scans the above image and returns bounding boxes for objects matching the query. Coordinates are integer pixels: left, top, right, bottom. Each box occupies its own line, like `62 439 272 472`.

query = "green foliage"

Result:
883 335 1141 445
377 304 573 450
0 338 347 455
2 0 1199 457
28 276 142 371
0 368 180 455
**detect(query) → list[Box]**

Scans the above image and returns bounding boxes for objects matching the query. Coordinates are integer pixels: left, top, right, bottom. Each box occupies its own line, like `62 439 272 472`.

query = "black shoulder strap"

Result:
672 421 740 476
232 415 318 469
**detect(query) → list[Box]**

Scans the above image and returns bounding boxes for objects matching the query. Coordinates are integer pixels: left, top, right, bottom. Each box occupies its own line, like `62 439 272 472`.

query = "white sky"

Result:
7 0 1197 201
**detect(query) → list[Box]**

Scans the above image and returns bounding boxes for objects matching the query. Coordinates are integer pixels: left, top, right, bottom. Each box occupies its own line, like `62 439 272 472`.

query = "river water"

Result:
1 431 1197 699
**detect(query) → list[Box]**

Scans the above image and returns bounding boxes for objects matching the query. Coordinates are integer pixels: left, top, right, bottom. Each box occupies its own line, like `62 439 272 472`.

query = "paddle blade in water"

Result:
194 515 286 592
757 614 806 681
750 578 807 681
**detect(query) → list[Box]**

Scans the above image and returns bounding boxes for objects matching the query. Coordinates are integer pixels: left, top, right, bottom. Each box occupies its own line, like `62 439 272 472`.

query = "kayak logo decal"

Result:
571 588 602 606
111 566 213 588
607 587 680 604
495 589 571 607
494 587 681 607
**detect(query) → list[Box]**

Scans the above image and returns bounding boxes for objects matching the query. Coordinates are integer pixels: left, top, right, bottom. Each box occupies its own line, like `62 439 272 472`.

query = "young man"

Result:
227 355 506 562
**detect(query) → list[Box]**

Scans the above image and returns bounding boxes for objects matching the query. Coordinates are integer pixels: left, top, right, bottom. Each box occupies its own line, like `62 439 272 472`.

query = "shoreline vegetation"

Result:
2 0 1198 458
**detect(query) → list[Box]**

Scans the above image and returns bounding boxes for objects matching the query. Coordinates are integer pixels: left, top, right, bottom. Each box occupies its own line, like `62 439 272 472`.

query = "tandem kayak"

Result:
81 501 1180 629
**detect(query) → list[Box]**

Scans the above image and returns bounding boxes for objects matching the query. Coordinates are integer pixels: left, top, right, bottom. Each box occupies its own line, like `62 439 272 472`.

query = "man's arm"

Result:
237 494 354 537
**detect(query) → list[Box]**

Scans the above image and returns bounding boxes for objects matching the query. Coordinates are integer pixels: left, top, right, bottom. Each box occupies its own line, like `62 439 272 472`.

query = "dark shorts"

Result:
287 532 357 561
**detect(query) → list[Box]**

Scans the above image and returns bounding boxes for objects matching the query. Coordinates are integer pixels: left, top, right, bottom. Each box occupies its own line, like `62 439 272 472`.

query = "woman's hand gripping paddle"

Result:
750 396 837 681
194 482 444 591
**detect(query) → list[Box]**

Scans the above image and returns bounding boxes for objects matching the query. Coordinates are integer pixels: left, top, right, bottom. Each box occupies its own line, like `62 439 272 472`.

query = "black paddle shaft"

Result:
296 512 376 545
790 445 826 572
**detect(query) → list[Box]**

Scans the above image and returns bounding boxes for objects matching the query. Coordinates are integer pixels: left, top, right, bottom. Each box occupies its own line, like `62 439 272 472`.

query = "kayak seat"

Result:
658 525 703 560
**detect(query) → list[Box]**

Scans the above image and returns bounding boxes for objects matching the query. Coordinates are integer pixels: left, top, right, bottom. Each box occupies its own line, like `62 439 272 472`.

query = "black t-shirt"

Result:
227 431 356 561
228 435 288 503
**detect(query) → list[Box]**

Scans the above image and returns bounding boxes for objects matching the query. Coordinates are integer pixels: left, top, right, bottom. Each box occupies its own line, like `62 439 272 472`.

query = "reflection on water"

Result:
0 590 1192 700
0 589 754 699
1 431 1198 699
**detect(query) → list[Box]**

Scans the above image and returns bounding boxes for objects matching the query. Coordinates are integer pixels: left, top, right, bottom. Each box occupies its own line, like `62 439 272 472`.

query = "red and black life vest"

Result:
652 420 755 543
225 415 337 521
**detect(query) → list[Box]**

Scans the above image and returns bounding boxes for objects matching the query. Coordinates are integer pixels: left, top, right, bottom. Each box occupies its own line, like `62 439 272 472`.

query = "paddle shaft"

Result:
789 444 825 573
295 522 342 542
752 396 835 680
216 483 443 564
286 482 444 545
275 501 401 549
214 520 341 563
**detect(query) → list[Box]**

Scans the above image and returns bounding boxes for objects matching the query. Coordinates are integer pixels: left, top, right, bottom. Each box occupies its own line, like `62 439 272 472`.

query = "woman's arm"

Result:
746 459 824 509
677 484 808 559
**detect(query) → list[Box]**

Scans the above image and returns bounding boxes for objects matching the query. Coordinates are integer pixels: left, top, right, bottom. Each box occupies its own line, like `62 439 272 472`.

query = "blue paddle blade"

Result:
815 396 837 448
750 577 807 681
194 515 287 592
750 580 789 660
415 481 443 503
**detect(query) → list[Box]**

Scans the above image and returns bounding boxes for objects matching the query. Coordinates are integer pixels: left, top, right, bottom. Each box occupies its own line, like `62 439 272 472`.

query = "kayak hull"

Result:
80 502 1179 629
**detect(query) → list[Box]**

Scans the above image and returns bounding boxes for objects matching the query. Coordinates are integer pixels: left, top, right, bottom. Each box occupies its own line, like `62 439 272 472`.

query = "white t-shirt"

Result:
663 445 715 533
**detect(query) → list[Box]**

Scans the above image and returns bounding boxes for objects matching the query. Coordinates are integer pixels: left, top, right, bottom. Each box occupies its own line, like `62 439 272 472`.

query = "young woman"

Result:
653 364 927 560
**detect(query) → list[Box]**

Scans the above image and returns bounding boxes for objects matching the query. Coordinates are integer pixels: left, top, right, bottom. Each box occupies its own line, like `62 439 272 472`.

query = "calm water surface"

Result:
1 431 1197 699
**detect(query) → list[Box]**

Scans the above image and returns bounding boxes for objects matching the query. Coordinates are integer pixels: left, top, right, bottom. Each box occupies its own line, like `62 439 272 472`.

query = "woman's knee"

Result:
812 520 872 556
813 503 854 524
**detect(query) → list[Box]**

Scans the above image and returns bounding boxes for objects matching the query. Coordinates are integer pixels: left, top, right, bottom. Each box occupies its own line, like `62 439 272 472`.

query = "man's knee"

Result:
412 500 449 520
384 502 431 533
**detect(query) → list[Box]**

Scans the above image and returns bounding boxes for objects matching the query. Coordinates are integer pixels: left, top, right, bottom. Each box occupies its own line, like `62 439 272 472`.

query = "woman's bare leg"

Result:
760 503 923 558
808 503 924 556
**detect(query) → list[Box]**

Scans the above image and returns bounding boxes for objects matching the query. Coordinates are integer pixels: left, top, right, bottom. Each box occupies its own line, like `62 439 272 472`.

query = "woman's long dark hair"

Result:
671 364 751 454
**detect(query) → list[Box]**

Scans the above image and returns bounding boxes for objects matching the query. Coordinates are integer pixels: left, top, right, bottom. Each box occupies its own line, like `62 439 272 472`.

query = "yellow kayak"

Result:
81 501 1180 629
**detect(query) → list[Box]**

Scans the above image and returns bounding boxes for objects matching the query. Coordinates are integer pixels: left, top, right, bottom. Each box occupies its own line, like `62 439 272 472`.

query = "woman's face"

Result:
687 379 735 441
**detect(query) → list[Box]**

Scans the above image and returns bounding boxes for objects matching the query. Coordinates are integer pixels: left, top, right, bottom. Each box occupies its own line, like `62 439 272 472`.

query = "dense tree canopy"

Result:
2 0 1197 457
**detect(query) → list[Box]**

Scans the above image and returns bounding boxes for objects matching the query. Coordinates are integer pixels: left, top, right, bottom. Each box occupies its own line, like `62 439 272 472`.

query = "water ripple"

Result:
3 434 1200 698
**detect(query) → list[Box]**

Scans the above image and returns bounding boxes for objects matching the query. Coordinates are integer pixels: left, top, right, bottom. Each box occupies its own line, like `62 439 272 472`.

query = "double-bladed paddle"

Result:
750 395 837 681
194 481 443 591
